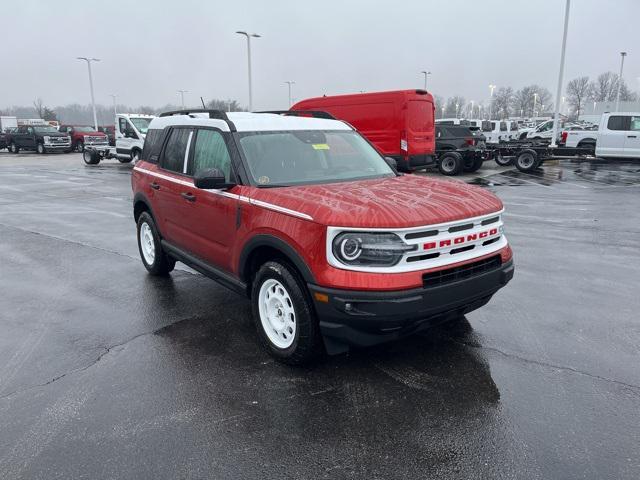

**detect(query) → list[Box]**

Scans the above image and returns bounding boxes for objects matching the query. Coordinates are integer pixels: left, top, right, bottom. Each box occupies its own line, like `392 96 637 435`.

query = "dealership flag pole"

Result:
551 0 571 147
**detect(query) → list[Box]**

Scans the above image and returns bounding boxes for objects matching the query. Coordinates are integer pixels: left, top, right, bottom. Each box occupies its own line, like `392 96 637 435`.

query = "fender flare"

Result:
133 192 156 223
238 234 316 284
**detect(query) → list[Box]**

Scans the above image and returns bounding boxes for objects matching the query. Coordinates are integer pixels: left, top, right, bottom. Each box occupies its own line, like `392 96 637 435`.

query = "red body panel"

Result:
132 160 507 292
291 90 435 159
61 125 108 144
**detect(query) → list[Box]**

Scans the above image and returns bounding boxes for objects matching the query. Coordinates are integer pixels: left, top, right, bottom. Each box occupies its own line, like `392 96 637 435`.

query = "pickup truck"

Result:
7 125 71 153
561 112 640 158
58 125 109 152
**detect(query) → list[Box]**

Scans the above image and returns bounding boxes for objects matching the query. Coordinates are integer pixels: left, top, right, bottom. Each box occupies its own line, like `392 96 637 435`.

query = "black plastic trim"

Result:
161 240 247 296
238 234 316 284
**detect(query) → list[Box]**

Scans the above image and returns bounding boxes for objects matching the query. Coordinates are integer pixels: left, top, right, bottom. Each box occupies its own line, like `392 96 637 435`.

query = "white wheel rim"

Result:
139 222 155 265
519 154 534 168
258 279 296 349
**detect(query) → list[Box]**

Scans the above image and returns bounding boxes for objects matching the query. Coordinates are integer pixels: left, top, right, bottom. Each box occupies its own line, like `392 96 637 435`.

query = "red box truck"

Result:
291 89 435 172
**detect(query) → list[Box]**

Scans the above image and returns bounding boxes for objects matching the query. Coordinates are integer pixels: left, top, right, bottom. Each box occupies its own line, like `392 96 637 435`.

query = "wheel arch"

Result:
133 192 156 224
239 235 316 290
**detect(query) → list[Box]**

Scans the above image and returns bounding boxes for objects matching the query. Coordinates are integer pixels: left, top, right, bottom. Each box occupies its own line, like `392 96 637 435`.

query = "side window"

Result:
18 126 27 133
500 122 507 131
539 122 552 132
160 128 193 174
189 129 232 179
630 116 640 131
27 127 34 134
141 129 164 163
607 115 629 131
118 118 127 133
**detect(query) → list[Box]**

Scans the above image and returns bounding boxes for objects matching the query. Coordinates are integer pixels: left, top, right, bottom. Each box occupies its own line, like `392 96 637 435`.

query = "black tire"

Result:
9 142 19 154
83 149 100 165
515 150 539 172
131 149 141 162
494 152 512 166
463 157 483 173
251 260 323 365
437 151 464 176
75 141 84 153
136 211 175 276
118 157 133 163
519 133 528 140
36 143 46 154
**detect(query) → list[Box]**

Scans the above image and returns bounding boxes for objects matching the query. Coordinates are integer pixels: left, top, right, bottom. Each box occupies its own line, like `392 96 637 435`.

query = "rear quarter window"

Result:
607 115 630 131
141 129 165 163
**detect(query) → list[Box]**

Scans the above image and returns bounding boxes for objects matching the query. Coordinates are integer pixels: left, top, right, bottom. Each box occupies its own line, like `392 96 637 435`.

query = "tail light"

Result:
466 137 474 146
561 131 568 143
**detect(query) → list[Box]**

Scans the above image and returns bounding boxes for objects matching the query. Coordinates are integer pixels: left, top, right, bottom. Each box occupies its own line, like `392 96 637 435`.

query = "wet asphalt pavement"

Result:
0 152 639 479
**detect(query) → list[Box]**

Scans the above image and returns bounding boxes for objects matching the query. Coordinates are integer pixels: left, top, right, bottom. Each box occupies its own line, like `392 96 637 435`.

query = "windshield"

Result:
34 126 59 133
238 130 395 187
74 126 96 133
130 117 152 134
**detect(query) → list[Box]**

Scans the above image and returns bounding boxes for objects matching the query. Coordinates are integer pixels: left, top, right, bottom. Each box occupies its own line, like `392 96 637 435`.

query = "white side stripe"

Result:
133 166 313 221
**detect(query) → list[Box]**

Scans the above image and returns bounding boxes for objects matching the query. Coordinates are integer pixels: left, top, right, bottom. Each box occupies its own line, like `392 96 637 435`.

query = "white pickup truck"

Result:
562 112 640 158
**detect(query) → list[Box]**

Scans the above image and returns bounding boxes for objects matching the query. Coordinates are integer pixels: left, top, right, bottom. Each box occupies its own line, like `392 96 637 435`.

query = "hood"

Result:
44 132 68 137
249 174 503 228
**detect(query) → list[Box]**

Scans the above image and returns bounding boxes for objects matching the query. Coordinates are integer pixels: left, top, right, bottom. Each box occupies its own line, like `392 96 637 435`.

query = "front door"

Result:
116 117 133 158
598 115 628 157
182 128 238 273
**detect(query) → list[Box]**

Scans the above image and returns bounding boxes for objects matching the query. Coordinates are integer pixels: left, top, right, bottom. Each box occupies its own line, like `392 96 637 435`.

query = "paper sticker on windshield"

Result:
312 143 330 150
258 176 270 185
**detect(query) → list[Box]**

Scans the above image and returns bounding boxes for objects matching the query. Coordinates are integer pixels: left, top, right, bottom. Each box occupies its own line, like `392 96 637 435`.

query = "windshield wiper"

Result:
256 184 290 188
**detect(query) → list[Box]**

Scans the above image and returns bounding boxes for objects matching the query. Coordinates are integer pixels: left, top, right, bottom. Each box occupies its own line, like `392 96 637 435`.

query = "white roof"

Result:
148 111 352 133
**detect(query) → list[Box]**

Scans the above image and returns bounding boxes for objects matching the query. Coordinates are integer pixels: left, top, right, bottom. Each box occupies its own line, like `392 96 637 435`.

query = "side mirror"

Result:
384 156 398 173
194 168 233 189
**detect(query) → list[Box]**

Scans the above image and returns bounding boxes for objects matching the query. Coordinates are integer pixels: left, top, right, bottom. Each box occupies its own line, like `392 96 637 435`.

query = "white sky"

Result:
1 0 638 110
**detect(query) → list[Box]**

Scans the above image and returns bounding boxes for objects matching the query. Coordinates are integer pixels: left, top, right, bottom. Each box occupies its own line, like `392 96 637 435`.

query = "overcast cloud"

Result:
1 0 638 111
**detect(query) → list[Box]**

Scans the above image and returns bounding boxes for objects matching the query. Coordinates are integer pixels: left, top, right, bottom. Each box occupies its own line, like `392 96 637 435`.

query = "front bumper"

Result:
44 143 71 149
309 258 514 351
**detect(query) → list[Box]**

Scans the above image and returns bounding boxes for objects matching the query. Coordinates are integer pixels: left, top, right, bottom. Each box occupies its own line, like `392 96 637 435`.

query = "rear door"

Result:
407 98 435 155
155 127 194 246
624 115 640 158
597 115 629 157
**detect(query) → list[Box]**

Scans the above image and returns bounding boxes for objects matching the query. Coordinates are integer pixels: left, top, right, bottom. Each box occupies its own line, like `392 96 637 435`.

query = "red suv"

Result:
131 110 514 364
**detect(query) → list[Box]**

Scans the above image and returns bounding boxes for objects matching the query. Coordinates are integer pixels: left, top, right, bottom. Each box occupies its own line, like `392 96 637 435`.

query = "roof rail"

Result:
257 110 336 120
158 109 236 131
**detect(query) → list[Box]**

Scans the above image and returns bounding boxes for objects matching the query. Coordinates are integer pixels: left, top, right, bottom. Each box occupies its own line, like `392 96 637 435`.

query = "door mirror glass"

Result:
194 168 234 189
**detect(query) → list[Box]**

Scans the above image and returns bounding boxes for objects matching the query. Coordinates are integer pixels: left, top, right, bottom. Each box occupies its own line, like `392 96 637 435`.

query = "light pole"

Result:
615 51 627 111
236 31 261 111
420 70 431 90
284 81 295 107
109 94 117 117
470 100 475 118
532 92 538 118
440 105 445 118
550 0 570 147
177 90 188 109
488 84 496 120
77 57 100 130
455 103 459 119
593 101 597 114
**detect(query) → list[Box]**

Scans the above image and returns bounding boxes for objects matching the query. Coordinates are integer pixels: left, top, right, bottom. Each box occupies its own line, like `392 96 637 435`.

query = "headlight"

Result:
43 136 50 142
332 232 416 267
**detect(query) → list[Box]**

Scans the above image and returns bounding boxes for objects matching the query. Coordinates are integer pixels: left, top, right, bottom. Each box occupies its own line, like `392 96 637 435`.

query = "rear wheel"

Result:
463 157 483 173
136 212 175 276
438 152 464 176
251 261 323 365
515 150 538 172
494 152 512 166
83 149 100 165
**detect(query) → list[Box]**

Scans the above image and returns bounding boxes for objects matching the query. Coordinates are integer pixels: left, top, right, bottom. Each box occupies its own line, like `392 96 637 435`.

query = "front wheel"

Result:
136 212 175 276
75 141 84 153
36 143 45 154
251 261 323 365
10 142 19 153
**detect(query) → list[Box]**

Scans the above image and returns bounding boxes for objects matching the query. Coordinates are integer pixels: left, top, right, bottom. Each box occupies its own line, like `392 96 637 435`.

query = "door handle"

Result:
627 135 637 138
181 192 196 202
150 182 160 190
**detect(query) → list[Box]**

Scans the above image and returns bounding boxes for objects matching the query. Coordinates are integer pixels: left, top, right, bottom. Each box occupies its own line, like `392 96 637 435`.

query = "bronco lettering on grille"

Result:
423 228 498 250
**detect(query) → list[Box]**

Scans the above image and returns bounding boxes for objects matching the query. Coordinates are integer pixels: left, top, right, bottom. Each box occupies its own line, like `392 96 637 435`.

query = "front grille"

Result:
422 255 501 288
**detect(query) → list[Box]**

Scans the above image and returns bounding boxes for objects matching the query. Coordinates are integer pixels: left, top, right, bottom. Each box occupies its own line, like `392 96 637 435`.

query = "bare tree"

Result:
589 72 618 102
33 98 45 118
444 96 465 118
433 95 444 118
512 85 552 117
492 87 514 119
566 76 589 118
